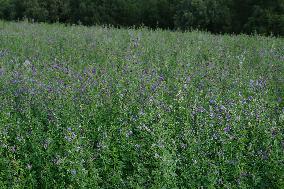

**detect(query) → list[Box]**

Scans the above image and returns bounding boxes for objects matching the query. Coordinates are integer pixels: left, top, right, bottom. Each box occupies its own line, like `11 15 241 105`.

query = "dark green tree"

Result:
0 0 12 19
0 0 283 35
174 0 232 33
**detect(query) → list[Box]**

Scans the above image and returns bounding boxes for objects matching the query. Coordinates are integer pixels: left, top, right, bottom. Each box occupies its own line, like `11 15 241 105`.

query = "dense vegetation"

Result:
0 0 284 35
0 21 283 188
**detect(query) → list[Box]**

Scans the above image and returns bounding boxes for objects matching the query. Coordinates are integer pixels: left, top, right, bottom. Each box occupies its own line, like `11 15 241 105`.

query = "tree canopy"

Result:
0 0 283 35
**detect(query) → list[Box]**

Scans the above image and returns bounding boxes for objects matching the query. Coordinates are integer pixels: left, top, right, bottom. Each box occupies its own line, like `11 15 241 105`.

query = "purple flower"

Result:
31 64 37 75
92 68 97 75
224 126 231 133
226 113 231 121
159 75 165 81
0 68 4 76
209 99 215 104
197 106 206 113
65 132 76 142
151 83 158 92
249 79 266 89
185 76 191 83
248 96 253 101
11 79 20 84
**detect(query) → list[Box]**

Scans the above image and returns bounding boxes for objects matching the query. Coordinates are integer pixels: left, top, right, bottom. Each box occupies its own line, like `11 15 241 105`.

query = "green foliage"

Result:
174 0 233 32
0 0 12 19
0 0 283 35
231 0 284 35
0 21 283 188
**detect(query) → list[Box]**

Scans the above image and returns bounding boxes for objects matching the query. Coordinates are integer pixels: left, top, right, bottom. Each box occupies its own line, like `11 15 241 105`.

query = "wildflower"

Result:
256 79 266 88
180 143 187 149
65 136 71 142
75 146 81 152
138 110 145 116
185 76 191 84
24 59 31 67
197 106 206 113
255 112 260 120
43 142 48 150
0 50 7 58
134 144 141 149
27 164 32 170
117 128 122 134
212 133 219 140
126 130 133 138
269 128 276 138
151 83 158 92
156 141 164 148
66 132 76 142
71 169 77 175
43 139 49 149
10 146 16 153
159 75 165 81
30 64 37 75
154 153 160 159
11 79 20 84
2 128 8 136
0 68 4 76
209 99 215 104
249 79 254 87
92 68 96 75
220 105 226 111
226 113 231 121
52 156 62 165
130 115 138 121
224 126 231 133
258 150 268 160
16 135 23 142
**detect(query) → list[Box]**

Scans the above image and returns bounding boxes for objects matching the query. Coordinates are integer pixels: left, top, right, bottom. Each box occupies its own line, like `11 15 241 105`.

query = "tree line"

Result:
0 0 283 36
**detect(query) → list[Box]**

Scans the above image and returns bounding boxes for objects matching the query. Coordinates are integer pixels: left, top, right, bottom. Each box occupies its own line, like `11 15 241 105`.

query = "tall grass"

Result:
0 20 283 188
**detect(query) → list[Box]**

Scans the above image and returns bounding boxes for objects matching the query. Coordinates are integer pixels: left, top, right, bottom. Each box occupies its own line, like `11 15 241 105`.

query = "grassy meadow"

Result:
0 21 283 188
